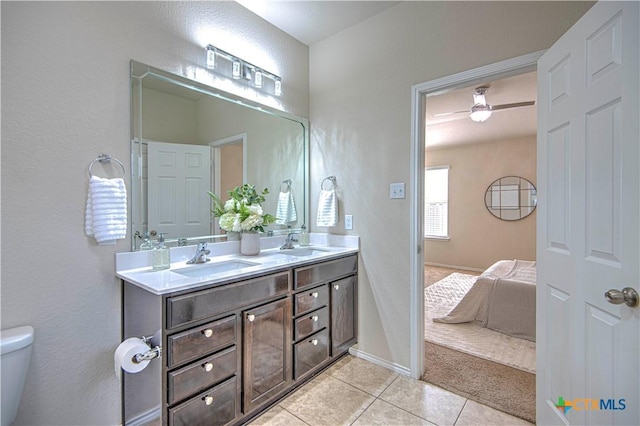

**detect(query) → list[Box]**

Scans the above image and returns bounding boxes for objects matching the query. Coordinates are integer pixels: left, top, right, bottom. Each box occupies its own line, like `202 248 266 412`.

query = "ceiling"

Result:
234 1 537 150
235 1 401 45
426 71 537 149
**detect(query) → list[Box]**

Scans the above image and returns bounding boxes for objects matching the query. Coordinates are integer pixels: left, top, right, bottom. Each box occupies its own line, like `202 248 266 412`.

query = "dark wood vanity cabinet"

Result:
291 255 358 379
242 297 291 413
122 253 357 426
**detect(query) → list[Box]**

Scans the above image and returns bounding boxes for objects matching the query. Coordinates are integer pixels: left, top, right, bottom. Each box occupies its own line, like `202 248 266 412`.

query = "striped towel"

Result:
85 176 127 245
316 189 338 227
275 190 297 225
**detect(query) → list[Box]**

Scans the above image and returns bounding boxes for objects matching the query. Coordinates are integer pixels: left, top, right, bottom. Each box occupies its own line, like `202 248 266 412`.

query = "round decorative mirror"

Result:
484 176 537 221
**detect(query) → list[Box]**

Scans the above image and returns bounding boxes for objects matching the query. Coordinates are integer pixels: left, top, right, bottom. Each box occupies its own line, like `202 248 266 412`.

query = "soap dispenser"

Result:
299 225 310 246
152 233 170 271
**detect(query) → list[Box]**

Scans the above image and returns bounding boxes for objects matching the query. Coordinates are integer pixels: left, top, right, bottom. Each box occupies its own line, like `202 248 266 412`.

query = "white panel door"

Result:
537 2 639 425
148 141 212 239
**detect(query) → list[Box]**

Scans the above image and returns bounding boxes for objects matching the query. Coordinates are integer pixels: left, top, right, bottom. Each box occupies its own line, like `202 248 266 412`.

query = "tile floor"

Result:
250 355 532 426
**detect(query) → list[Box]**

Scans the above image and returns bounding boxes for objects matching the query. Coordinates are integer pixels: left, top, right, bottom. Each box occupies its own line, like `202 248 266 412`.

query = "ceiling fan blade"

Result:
491 101 535 111
433 109 469 117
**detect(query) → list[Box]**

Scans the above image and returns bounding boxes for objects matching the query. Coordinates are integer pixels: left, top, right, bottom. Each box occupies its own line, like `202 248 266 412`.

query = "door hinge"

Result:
417 245 422 254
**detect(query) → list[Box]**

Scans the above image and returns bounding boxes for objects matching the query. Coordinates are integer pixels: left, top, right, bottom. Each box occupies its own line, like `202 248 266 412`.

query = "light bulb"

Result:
470 104 492 122
254 69 263 88
205 45 216 69
232 59 241 79
274 78 282 96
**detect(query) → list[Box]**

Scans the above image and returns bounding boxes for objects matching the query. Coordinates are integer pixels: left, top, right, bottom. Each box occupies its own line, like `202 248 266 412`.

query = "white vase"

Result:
240 231 260 255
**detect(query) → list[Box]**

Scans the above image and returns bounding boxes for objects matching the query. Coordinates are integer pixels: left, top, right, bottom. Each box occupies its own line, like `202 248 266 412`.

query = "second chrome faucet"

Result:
187 242 210 264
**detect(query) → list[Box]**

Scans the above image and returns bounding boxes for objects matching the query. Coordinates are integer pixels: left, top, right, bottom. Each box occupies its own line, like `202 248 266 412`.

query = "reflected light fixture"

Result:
205 44 282 96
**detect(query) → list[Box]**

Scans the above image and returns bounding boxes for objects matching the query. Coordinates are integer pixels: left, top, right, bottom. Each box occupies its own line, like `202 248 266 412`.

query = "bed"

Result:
433 259 537 341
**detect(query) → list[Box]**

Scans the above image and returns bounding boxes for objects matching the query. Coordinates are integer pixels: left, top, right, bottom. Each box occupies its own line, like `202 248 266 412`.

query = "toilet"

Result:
1 326 34 426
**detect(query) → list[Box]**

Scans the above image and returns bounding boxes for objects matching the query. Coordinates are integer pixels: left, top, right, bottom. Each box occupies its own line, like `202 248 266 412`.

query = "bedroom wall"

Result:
425 136 537 270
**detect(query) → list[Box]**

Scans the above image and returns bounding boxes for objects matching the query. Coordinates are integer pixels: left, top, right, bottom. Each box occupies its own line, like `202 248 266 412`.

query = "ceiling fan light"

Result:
470 104 492 122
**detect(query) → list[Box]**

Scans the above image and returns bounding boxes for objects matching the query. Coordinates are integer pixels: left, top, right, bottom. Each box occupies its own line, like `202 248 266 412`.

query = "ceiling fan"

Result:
434 85 535 122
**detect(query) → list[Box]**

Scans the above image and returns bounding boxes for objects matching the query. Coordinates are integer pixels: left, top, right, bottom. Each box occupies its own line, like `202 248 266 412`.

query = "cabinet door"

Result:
331 275 357 355
242 298 291 413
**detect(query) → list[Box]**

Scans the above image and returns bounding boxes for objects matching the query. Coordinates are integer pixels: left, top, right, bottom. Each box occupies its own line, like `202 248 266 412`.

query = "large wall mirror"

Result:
484 176 537 221
130 61 309 251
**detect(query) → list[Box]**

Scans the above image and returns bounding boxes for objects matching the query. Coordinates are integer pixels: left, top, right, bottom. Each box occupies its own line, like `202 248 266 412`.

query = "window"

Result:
425 166 449 238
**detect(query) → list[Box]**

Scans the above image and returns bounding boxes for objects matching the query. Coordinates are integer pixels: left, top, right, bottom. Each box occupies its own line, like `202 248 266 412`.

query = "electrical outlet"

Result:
390 182 405 199
345 214 353 230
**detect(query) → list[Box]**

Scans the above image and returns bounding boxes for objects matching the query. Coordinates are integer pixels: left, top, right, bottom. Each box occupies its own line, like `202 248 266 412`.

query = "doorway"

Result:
409 50 545 378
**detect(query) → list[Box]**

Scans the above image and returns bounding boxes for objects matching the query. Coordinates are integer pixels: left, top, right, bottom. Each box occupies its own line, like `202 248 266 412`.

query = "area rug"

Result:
422 341 535 424
425 273 536 373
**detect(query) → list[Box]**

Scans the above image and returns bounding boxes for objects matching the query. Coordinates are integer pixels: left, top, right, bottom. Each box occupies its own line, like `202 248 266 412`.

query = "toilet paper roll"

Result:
114 338 151 379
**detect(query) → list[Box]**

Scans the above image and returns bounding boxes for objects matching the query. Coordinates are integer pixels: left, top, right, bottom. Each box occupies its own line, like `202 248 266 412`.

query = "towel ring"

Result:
321 176 336 190
88 154 125 179
280 179 292 192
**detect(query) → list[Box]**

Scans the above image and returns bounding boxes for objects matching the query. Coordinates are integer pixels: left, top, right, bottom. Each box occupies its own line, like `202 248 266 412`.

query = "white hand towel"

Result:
316 189 338 227
275 190 297 225
85 176 127 245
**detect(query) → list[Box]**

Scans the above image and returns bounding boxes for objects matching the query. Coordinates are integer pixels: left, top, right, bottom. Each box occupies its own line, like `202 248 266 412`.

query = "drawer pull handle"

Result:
202 329 213 338
311 339 318 346
311 315 318 322
247 314 256 322
203 362 214 372
203 395 214 406
334 284 340 290
311 292 319 298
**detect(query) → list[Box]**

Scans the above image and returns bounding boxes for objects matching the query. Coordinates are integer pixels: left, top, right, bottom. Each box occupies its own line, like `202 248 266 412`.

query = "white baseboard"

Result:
349 346 412 377
424 261 484 273
125 406 161 426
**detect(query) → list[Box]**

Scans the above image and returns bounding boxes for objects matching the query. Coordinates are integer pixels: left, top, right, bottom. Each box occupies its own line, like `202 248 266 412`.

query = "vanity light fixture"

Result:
205 44 282 96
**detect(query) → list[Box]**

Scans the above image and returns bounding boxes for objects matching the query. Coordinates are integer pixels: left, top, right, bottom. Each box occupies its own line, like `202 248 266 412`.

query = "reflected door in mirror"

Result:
147 141 212 238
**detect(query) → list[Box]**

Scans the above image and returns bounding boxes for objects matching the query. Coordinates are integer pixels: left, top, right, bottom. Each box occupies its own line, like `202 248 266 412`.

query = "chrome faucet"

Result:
187 242 210 264
280 232 298 250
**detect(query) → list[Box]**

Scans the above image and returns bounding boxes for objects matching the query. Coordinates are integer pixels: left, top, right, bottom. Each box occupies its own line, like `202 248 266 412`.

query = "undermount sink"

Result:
280 247 330 257
173 260 259 278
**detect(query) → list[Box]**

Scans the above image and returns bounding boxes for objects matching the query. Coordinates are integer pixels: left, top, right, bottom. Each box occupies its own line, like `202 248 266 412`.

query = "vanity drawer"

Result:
294 255 357 290
168 345 237 405
293 285 328 315
293 329 329 379
168 316 236 368
167 271 290 329
169 376 237 426
293 307 328 341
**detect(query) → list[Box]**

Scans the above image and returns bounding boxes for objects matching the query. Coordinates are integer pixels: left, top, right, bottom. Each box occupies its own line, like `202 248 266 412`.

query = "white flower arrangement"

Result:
208 184 275 233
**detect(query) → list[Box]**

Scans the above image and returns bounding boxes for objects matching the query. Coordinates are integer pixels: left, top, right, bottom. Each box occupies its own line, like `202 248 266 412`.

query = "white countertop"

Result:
116 234 359 295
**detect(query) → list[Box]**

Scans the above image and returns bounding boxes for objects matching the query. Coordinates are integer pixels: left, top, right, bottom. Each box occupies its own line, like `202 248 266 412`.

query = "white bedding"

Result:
433 259 537 341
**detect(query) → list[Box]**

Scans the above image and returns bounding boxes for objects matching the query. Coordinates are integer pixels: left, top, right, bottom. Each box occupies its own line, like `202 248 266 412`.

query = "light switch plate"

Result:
390 183 405 199
345 214 353 230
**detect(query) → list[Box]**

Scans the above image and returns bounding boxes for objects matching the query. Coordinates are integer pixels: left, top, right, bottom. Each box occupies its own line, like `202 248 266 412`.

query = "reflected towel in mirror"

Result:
316 189 338 227
85 176 127 245
275 190 297 225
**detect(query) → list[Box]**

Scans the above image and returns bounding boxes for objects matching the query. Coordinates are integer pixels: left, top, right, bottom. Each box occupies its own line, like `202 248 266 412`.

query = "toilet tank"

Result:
1 326 34 426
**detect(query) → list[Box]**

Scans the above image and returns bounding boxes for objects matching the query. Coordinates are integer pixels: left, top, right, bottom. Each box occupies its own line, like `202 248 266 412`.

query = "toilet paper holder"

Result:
133 334 162 364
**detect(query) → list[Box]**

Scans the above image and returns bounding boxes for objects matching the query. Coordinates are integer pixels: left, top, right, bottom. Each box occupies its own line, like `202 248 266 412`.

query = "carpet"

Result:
425 273 536 373
422 341 535 424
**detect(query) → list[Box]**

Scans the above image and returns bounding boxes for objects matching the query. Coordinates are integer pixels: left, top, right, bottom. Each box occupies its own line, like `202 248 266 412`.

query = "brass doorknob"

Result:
605 288 639 307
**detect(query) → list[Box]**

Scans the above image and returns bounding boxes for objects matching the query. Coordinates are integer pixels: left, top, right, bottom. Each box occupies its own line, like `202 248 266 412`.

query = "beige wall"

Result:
1 1 594 423
309 1 592 370
425 137 537 271
1 2 307 424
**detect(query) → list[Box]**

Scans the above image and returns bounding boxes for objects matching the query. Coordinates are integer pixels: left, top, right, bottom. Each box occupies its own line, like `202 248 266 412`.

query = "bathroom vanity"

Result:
117 237 358 426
